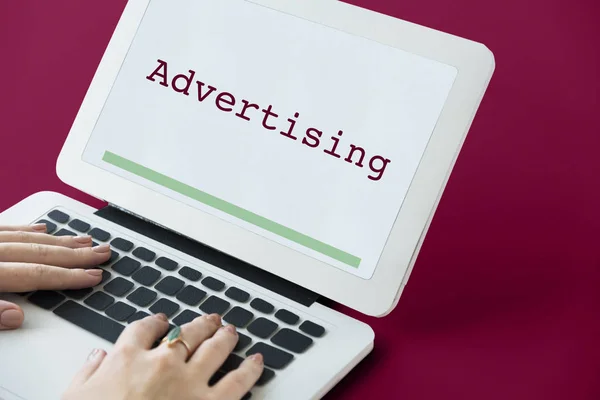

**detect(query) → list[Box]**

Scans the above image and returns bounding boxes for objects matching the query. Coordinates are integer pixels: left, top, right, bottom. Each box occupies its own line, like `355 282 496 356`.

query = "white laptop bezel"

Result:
56 0 494 317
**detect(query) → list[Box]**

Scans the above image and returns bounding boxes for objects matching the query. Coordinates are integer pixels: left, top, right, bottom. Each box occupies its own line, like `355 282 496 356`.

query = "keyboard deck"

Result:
24 208 327 399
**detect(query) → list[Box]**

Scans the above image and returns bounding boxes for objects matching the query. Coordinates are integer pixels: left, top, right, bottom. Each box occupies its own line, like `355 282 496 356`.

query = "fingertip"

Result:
87 348 107 362
70 348 107 387
31 223 48 233
212 353 264 398
92 244 111 254
248 353 263 365
119 312 170 349
153 313 169 322
206 313 222 326
72 236 93 248
0 307 24 330
60 269 103 290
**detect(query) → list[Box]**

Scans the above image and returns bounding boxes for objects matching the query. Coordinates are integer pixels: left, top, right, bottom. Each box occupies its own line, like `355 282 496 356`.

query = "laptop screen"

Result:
82 0 457 279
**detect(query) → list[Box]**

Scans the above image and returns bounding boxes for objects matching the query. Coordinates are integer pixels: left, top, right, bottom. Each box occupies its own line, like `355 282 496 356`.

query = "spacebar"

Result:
54 300 125 343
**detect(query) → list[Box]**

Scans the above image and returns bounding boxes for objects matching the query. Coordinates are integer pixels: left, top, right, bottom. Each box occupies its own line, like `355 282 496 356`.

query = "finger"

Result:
189 322 239 380
0 263 103 292
156 314 222 361
0 224 47 233
0 300 24 330
0 231 93 249
68 348 107 388
0 243 111 267
116 313 170 350
210 354 264 400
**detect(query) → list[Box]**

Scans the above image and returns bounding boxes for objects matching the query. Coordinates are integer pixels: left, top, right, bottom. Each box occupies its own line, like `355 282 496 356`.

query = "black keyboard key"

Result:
247 318 278 339
100 270 112 284
176 286 206 306
132 247 155 262
111 256 140 276
55 228 76 237
225 287 250 303
271 328 313 353
29 291 65 309
256 368 275 386
127 287 157 307
100 250 120 266
234 332 252 352
223 307 254 328
54 300 124 343
220 353 244 372
89 228 110 242
199 296 230 315
68 219 90 233
209 370 226 386
155 276 184 296
62 287 93 300
172 310 201 325
149 298 180 318
299 320 325 338
201 276 225 291
275 309 299 325
36 219 56 234
110 237 134 252
178 266 202 281
48 210 69 223
250 298 274 314
132 266 161 286
84 292 115 311
105 302 136 322
128 311 150 324
104 277 134 297
155 256 178 271
246 343 293 369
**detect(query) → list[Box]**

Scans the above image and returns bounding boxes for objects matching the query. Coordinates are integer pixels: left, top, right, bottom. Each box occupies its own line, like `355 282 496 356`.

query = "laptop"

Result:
0 0 494 398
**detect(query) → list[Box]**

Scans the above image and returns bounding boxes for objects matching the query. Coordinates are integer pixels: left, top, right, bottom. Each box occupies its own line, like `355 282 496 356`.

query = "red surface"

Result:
1 1 599 399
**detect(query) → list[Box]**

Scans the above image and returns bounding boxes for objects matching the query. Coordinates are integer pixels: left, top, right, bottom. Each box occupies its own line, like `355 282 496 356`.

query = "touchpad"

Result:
0 295 112 400
0 386 28 400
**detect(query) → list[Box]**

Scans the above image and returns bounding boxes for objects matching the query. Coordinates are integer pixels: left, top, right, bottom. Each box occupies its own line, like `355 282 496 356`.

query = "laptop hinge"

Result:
95 205 320 307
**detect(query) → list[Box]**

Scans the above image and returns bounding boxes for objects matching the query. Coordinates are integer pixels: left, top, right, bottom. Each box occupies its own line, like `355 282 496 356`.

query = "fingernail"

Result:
154 313 168 321
86 269 103 276
32 223 47 232
207 313 221 325
74 235 92 243
93 244 110 253
0 309 24 329
248 353 263 364
224 324 237 334
87 348 100 361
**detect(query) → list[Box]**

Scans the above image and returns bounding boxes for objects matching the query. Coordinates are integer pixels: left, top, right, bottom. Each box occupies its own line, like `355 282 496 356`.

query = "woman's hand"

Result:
63 313 264 400
0 224 111 330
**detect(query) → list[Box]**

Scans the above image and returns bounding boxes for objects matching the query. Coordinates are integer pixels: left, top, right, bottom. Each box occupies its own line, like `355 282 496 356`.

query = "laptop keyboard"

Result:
25 209 327 399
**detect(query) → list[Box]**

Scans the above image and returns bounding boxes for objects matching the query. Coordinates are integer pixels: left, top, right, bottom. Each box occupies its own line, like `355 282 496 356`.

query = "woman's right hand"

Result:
62 313 264 400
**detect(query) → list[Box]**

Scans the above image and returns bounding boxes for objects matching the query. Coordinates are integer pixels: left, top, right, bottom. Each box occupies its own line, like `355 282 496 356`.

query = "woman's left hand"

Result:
0 224 111 330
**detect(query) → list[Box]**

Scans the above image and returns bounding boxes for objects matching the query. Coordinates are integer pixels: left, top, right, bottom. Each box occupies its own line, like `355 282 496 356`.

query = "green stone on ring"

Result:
165 326 181 344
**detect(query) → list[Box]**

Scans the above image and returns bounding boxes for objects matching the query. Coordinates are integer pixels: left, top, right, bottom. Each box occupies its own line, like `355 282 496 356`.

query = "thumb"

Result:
68 348 107 388
0 300 24 330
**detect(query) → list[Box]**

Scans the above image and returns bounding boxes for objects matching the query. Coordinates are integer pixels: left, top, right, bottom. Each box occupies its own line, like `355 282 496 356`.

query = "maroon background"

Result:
1 1 599 399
